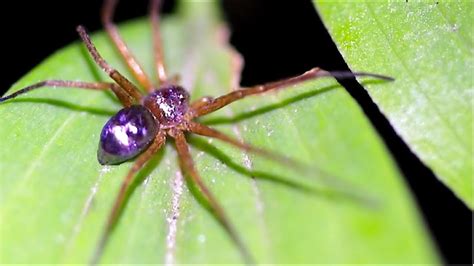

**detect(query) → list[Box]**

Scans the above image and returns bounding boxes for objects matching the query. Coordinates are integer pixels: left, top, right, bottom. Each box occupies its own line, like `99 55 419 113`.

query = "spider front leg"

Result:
91 131 166 265
102 0 154 91
77 25 143 101
1 26 144 107
189 96 213 111
0 80 135 107
190 67 394 117
172 130 255 264
150 0 168 84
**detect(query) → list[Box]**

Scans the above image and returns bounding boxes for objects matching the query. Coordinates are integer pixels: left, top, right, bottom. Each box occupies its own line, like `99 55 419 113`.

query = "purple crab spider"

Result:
0 0 393 264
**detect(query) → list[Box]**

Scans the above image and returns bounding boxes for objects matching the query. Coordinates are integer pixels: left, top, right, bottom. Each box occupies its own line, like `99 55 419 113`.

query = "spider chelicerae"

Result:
0 0 392 264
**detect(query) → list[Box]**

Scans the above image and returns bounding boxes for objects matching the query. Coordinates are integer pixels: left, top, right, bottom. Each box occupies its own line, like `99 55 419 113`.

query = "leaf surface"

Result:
315 1 473 208
0 1 438 263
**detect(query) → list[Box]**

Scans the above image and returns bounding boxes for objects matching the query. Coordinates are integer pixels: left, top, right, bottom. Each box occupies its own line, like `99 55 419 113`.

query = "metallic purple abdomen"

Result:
144 85 189 127
98 105 158 165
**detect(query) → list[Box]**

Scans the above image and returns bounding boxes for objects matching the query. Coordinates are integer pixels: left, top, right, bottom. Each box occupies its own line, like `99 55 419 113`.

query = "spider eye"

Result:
98 105 159 165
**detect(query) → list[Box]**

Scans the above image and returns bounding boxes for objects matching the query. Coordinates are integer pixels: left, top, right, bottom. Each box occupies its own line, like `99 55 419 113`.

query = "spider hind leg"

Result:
0 80 135 107
90 131 166 265
173 130 255 264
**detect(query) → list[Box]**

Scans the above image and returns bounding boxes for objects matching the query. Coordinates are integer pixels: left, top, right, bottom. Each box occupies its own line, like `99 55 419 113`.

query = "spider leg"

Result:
77 26 143 101
102 0 154 91
187 121 308 171
0 80 135 107
90 131 166 265
187 123 372 201
150 0 168 85
189 96 213 111
172 130 255 264
191 67 394 117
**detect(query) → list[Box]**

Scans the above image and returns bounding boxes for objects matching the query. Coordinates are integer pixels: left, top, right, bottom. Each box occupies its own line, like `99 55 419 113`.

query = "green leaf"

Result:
0 1 438 264
314 1 473 208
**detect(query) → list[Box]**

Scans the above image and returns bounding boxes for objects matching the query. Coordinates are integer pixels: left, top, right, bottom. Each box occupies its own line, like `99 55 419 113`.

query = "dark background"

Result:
0 0 471 263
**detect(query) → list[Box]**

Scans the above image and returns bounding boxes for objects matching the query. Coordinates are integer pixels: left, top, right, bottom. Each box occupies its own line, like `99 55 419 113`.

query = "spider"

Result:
0 0 392 264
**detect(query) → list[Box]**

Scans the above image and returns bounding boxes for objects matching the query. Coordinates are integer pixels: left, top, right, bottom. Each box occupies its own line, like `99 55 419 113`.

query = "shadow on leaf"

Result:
188 136 379 209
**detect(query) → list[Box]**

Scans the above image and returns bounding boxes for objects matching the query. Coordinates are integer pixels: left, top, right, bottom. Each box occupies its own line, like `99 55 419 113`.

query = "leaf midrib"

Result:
365 2 470 156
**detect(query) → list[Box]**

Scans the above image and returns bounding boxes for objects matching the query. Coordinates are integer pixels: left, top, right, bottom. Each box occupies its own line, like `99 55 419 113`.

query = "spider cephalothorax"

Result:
143 84 190 127
99 84 190 165
0 0 392 264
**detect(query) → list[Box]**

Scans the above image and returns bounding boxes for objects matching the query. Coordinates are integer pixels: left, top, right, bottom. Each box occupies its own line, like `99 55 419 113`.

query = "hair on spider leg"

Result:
0 0 394 264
